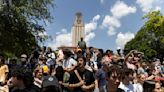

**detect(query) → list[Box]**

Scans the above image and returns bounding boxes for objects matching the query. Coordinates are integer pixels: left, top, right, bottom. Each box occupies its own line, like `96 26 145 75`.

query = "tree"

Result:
0 0 54 58
124 11 164 60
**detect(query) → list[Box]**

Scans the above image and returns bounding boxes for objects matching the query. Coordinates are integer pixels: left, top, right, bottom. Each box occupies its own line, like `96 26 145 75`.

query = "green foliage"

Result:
0 0 54 58
124 11 164 60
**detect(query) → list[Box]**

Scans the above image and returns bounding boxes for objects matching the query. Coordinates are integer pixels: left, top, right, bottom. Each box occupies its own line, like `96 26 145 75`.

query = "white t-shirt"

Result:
118 82 137 92
85 61 98 72
62 58 77 69
46 53 55 66
133 83 143 92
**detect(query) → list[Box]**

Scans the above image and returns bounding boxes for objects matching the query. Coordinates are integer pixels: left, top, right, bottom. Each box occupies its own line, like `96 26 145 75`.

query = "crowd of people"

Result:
0 43 164 92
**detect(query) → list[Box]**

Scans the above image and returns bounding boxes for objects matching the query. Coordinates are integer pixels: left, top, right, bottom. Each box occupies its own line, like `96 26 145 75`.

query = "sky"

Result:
41 0 164 52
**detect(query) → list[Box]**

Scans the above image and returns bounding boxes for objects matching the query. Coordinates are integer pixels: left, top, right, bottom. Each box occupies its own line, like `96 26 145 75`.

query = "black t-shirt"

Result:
11 84 40 92
69 69 95 92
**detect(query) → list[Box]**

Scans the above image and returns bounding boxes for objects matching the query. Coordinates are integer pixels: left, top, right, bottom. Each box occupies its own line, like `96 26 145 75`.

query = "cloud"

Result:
100 0 104 4
85 14 100 45
116 32 135 48
93 15 100 22
61 28 67 33
55 32 60 35
85 22 97 34
136 0 164 13
101 1 136 36
107 26 116 36
48 29 72 50
102 15 121 28
84 32 96 45
85 15 100 34
111 1 136 18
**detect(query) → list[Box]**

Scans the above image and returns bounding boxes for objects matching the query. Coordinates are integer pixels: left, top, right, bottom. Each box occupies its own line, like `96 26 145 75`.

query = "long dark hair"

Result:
55 66 64 81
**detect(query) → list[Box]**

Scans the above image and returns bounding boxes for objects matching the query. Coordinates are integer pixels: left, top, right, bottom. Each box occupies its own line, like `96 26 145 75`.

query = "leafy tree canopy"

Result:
124 11 164 60
0 0 54 58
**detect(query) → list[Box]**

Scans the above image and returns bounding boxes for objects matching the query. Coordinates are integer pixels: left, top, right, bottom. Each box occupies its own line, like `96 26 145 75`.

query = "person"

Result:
115 47 124 65
95 62 107 92
89 47 98 63
33 56 49 88
8 58 20 80
62 49 77 72
46 47 56 74
106 65 120 92
41 75 61 92
117 68 136 92
9 67 40 92
133 74 146 92
61 49 77 92
77 37 86 55
20 54 31 69
0 56 9 85
74 48 83 60
153 81 163 92
85 52 98 72
105 49 113 62
56 49 64 67
60 56 95 92
124 51 136 70
28 46 40 71
0 56 9 92
46 47 55 66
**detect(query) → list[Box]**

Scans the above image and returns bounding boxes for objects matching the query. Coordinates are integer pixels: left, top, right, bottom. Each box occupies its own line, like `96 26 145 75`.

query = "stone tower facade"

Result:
72 12 85 47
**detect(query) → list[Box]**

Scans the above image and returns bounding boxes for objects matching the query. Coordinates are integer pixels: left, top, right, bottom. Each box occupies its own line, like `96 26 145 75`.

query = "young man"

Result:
117 68 136 92
60 56 95 92
9 67 40 92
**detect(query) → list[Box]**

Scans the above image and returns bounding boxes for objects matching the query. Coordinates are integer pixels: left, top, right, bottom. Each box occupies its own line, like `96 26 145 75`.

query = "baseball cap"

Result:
42 76 60 88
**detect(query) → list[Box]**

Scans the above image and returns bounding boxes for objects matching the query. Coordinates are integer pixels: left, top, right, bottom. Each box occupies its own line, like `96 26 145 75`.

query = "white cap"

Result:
21 54 27 58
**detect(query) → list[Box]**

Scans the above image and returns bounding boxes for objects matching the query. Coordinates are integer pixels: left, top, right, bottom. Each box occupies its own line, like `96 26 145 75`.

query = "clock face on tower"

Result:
76 12 82 24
